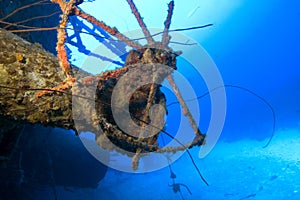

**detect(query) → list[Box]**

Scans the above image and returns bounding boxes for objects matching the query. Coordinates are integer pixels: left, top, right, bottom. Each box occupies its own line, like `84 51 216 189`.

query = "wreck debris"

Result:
47 0 207 169
162 0 174 47
126 0 154 45
0 0 211 175
36 0 76 97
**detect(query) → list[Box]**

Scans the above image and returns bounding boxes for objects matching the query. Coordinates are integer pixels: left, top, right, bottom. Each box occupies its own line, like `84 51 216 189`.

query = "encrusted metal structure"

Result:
0 0 207 170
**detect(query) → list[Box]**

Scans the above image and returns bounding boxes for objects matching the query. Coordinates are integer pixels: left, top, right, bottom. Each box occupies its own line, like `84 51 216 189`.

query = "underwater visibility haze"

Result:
0 0 299 199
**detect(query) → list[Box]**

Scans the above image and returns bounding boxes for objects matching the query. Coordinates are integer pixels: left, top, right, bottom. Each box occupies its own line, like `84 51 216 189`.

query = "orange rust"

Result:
36 76 75 97
16 53 24 62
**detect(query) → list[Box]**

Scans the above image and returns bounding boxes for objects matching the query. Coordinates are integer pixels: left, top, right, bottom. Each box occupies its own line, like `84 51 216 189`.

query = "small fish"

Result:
187 6 200 18
269 175 278 181
63 186 75 193
239 193 256 200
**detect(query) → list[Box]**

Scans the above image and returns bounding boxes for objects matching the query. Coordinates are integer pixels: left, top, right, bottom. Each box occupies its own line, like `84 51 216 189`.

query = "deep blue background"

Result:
202 0 300 141
1 1 299 199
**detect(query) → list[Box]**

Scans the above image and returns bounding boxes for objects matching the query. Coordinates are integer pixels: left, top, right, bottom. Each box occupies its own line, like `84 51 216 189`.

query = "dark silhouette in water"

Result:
0 125 108 199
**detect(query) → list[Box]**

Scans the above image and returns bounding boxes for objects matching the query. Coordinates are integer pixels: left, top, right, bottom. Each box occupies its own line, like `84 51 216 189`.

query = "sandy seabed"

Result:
48 129 300 200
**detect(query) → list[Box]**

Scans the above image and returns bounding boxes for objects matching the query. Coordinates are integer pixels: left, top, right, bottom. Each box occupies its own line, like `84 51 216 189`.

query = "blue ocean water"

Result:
1 0 300 199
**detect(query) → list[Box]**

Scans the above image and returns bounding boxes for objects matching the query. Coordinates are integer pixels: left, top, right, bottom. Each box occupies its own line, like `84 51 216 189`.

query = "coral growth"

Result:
49 0 206 169
1 0 207 170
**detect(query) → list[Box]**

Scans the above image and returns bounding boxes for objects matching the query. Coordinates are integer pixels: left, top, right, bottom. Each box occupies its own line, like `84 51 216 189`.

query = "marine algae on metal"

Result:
0 0 208 173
